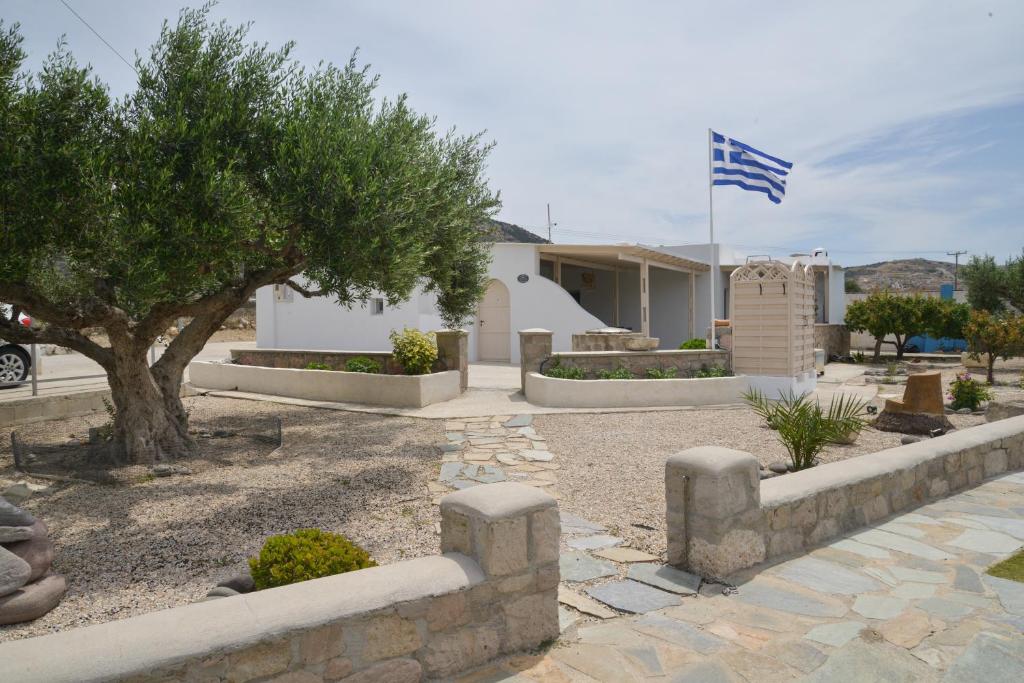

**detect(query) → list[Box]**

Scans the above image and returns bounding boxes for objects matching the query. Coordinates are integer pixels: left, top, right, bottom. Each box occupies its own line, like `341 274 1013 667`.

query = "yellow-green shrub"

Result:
248 528 376 590
389 328 437 375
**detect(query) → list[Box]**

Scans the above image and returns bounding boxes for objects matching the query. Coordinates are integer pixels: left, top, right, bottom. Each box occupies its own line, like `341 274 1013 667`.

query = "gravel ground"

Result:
536 406 986 558
0 396 443 642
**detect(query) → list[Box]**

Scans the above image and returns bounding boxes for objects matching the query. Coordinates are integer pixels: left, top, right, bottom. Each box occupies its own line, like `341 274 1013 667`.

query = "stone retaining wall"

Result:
549 349 731 378
666 415 1024 578
0 483 560 683
571 332 645 352
232 331 469 389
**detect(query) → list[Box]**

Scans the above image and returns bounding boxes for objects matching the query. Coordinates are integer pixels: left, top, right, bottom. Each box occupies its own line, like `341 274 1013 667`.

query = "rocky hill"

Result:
845 258 959 293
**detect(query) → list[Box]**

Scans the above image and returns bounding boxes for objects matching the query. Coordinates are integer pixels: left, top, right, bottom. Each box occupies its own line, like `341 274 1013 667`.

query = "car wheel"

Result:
0 347 30 385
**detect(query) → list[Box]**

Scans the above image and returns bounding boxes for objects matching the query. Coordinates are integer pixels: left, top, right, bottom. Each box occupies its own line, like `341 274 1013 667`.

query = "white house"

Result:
256 226 846 364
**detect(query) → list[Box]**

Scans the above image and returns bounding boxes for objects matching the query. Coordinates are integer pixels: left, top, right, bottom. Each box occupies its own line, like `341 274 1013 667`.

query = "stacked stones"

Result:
0 497 65 624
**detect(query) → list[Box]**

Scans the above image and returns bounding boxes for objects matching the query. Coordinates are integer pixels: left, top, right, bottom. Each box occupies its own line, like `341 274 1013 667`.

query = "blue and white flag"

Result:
711 132 792 204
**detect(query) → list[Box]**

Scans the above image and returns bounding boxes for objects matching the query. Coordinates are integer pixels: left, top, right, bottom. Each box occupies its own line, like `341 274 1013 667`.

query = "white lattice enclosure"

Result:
729 259 815 377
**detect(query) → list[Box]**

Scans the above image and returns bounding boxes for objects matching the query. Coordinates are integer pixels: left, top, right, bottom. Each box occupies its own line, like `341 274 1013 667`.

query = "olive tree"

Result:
845 292 968 361
0 9 497 463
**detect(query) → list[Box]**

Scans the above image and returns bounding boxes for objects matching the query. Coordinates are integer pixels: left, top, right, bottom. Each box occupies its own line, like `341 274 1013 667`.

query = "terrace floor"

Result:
461 471 1024 682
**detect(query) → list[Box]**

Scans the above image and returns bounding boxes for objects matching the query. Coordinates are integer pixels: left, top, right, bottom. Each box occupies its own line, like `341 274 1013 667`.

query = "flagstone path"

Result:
437 424 1024 683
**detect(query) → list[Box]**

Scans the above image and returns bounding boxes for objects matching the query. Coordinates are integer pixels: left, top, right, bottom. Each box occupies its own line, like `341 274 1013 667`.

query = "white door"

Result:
478 279 511 362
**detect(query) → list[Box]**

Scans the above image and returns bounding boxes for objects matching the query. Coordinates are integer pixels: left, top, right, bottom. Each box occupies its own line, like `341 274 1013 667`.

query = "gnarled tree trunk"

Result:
104 337 197 464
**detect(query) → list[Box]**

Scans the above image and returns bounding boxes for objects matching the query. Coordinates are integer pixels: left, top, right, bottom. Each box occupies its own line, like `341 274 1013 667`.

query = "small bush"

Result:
249 528 376 590
596 366 633 380
389 328 437 375
305 361 332 371
679 338 707 350
852 351 866 364
948 372 992 411
645 367 677 379
695 365 730 378
743 388 779 428
544 364 586 380
344 356 381 374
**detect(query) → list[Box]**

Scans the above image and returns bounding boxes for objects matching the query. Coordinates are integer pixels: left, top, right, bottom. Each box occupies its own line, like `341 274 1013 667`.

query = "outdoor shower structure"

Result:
729 258 817 396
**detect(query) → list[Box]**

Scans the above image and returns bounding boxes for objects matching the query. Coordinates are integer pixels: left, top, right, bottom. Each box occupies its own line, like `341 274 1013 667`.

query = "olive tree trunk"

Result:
105 345 197 464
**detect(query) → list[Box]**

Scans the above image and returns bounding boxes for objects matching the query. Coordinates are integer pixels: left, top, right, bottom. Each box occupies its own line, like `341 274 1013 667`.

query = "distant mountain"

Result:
845 258 958 292
483 219 549 244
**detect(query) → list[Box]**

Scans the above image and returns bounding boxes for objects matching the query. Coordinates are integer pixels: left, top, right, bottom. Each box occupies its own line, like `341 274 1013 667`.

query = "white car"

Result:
0 309 32 386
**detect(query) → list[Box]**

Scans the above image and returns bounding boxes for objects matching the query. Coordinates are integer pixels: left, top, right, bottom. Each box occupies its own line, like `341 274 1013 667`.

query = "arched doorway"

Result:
477 279 511 362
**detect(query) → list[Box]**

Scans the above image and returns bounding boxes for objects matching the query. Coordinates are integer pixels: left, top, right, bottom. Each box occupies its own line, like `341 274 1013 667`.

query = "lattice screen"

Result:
729 260 814 377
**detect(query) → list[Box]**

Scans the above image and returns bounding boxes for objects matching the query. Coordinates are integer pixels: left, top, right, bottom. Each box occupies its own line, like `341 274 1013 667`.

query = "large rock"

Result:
4 521 54 582
873 411 953 435
0 545 32 597
0 573 67 625
0 497 35 527
987 400 1024 423
0 526 34 543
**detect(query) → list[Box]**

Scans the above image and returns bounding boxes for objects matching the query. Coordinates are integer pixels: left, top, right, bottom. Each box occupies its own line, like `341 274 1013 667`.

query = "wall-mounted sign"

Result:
517 274 529 283
581 271 597 290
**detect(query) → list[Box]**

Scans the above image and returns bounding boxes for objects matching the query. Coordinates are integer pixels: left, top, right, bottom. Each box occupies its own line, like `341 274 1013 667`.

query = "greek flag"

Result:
711 131 792 204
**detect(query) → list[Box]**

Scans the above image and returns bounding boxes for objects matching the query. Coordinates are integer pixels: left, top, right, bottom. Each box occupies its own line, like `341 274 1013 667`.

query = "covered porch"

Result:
536 245 709 348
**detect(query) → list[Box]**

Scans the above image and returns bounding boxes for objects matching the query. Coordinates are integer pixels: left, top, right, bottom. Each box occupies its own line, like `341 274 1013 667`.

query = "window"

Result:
273 284 293 303
370 297 385 315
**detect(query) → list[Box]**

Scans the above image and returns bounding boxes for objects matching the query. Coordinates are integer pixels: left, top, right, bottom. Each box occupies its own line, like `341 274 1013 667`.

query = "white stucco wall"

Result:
255 279 443 352
257 243 605 364
487 244 604 362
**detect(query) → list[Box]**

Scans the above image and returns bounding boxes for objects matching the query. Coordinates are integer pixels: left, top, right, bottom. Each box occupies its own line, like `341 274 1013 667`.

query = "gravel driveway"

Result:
0 396 443 642
535 407 985 557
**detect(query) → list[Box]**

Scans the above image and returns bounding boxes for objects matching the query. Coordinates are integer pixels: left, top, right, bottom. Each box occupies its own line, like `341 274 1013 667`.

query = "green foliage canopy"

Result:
845 292 969 361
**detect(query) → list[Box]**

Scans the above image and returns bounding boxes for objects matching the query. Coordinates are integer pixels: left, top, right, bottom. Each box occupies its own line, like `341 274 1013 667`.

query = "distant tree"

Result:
1004 251 1024 313
960 255 1006 313
0 10 498 464
963 310 1024 384
845 292 966 361
845 277 863 293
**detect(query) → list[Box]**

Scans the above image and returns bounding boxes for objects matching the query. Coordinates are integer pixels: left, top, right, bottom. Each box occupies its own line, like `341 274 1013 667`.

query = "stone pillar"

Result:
517 328 553 394
440 482 560 652
665 447 766 578
435 329 469 392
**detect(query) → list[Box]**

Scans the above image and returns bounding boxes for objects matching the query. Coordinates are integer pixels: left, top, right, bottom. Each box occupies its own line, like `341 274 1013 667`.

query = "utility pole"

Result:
947 250 967 290
546 203 553 242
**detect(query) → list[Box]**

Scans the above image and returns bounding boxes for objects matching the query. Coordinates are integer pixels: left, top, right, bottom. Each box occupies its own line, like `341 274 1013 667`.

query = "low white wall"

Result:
189 362 460 408
524 371 748 408
746 371 817 399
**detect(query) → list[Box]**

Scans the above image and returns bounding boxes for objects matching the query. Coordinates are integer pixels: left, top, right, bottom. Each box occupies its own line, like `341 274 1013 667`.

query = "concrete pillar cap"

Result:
441 482 556 521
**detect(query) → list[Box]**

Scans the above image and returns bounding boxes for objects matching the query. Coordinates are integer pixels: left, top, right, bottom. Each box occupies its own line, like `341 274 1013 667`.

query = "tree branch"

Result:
284 279 326 298
0 318 113 367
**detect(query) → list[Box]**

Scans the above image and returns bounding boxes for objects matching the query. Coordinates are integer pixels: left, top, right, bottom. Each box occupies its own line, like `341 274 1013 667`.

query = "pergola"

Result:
537 244 709 338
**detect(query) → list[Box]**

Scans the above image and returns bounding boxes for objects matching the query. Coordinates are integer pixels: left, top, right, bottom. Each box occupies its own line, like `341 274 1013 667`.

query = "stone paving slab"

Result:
593 547 659 563
626 563 701 595
565 534 623 551
586 580 681 614
559 551 617 583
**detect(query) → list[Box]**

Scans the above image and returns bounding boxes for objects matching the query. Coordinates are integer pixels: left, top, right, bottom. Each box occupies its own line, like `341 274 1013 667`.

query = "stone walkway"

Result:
450 471 1024 682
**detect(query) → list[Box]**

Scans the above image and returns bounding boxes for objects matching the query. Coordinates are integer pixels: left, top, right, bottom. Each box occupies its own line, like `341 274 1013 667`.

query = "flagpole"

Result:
707 127 715 348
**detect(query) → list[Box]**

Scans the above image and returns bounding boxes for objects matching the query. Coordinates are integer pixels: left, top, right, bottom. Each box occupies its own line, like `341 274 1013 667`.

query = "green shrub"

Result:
596 366 633 380
544 364 586 380
742 388 779 429
761 392 870 470
679 338 707 350
249 528 376 590
344 356 381 374
305 361 332 371
948 372 992 411
695 365 730 378
645 367 677 379
389 328 437 375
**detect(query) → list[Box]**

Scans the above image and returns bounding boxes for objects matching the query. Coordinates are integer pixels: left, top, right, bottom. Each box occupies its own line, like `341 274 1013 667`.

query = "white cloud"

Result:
8 0 1024 263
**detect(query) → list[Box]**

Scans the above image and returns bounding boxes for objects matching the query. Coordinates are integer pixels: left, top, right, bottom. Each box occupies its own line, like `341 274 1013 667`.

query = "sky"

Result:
5 1 1024 266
